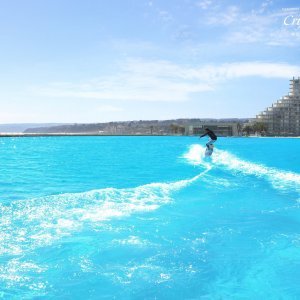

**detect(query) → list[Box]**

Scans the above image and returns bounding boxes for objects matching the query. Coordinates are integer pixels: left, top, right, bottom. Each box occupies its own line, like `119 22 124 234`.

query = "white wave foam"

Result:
112 235 150 246
184 144 300 192
0 259 47 292
183 144 210 167
0 169 210 256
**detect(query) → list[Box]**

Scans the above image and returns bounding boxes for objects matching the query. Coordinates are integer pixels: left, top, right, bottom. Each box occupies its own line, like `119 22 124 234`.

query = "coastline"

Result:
0 133 183 137
0 133 299 138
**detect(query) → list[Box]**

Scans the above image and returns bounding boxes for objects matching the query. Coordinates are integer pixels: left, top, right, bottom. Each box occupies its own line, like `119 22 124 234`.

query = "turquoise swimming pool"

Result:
0 136 299 298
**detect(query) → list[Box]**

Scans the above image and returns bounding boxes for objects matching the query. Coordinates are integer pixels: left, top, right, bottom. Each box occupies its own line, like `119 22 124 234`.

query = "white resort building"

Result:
256 77 300 136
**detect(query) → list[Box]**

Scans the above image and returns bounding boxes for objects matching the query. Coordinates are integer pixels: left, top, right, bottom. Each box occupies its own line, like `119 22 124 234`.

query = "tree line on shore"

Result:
242 122 267 136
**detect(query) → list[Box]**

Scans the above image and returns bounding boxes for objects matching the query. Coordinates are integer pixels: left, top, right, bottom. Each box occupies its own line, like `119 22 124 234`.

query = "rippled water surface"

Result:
0 136 299 299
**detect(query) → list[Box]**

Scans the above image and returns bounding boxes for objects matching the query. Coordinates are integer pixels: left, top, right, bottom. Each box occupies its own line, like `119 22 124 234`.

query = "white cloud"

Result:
258 0 273 14
196 2 300 46
195 0 213 10
225 10 300 46
30 59 300 103
206 5 240 25
31 59 213 102
158 10 173 23
213 62 300 79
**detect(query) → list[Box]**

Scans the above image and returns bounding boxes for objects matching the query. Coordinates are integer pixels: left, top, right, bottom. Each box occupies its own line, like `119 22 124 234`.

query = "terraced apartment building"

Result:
256 77 300 136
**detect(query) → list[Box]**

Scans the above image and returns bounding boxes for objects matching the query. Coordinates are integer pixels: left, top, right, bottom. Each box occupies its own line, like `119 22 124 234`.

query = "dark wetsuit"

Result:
200 130 217 140
200 130 217 147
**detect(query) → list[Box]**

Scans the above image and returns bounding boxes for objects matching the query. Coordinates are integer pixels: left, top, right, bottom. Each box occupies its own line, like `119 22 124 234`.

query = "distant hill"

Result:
0 124 68 133
24 119 251 135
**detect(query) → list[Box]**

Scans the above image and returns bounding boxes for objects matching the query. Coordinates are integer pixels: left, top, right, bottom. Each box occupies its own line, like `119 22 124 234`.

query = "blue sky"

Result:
0 0 300 123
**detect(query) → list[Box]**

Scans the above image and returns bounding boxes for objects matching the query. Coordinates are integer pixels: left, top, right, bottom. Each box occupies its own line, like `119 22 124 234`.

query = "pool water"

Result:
0 136 299 299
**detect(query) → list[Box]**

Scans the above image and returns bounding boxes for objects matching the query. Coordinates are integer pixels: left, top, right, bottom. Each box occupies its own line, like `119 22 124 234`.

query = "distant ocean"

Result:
0 136 300 299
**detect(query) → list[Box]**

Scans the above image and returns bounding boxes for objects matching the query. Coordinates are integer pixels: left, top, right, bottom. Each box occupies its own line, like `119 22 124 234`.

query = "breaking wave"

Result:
184 144 300 193
0 168 211 256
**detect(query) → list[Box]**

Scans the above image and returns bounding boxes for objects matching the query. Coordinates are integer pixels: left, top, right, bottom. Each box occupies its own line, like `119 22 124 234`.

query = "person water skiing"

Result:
200 128 217 149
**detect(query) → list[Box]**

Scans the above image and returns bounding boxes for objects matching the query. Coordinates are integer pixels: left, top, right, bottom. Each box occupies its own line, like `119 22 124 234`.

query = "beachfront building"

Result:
256 77 300 136
185 123 240 136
